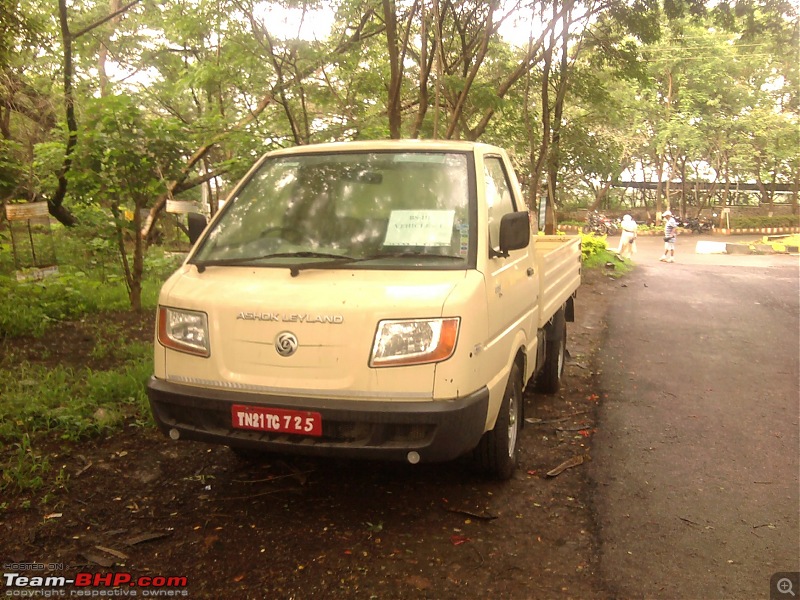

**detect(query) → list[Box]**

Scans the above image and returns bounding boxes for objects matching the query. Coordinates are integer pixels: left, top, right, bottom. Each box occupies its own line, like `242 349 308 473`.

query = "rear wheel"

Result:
535 309 567 394
473 363 522 480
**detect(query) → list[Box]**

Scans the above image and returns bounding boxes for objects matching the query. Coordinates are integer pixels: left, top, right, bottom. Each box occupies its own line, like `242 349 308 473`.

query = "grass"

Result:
0 345 153 497
0 343 152 439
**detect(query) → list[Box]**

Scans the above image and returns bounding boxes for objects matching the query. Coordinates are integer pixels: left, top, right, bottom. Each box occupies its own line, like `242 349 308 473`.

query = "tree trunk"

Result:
445 0 498 139
51 0 78 227
128 199 145 312
382 0 403 139
51 0 143 227
531 28 554 214
655 157 664 216
411 1 433 139
545 3 573 235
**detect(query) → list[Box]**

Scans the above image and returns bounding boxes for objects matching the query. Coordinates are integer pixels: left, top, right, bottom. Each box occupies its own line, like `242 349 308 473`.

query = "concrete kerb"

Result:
556 225 800 236
556 225 800 255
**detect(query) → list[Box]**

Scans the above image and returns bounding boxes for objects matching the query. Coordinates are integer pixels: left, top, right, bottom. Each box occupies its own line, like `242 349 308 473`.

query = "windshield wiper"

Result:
362 251 465 261
193 251 355 273
194 250 464 276
288 251 466 276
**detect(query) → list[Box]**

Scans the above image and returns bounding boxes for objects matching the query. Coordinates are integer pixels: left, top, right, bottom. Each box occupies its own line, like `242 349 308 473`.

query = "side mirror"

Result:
187 212 208 245
495 211 531 257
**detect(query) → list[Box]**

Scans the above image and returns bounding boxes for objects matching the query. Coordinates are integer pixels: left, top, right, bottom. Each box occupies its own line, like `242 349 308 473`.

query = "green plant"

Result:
40 467 70 506
0 242 171 339
579 232 608 262
1 434 50 493
729 215 800 229
0 350 153 442
578 233 634 277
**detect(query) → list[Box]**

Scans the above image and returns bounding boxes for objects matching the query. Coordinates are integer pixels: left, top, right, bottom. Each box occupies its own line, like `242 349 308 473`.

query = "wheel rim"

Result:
507 388 518 458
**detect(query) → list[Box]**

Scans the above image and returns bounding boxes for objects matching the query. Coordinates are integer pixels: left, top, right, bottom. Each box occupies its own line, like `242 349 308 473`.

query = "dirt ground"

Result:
1 269 615 599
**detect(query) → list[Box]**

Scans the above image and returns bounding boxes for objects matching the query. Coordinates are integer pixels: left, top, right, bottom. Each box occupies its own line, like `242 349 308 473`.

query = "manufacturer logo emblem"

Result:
275 332 298 357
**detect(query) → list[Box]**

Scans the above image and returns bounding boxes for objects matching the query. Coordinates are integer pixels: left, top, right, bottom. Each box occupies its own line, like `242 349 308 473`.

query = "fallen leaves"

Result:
546 455 585 478
449 534 471 546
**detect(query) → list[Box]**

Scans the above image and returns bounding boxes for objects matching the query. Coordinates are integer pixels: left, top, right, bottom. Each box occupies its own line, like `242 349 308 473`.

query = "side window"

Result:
484 157 518 252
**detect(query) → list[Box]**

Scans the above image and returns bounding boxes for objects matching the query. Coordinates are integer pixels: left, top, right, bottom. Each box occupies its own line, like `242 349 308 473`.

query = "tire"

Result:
472 363 522 480
535 309 567 394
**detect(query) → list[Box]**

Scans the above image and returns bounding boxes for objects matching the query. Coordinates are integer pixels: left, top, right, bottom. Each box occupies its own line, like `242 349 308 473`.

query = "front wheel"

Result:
472 363 522 480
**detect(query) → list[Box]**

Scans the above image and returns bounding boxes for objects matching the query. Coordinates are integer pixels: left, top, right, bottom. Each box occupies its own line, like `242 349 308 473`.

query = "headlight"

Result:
158 307 210 357
370 318 459 367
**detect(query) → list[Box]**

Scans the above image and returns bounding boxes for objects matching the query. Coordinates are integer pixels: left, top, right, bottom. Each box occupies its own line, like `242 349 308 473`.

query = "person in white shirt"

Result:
615 214 638 259
660 210 678 263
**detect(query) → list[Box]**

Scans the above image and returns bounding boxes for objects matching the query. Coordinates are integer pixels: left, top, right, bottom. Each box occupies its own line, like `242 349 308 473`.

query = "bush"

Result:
579 232 608 262
729 215 800 229
0 270 131 338
0 232 181 338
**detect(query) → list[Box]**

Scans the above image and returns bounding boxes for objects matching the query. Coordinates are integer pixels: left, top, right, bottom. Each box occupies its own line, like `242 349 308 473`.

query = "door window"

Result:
484 157 518 253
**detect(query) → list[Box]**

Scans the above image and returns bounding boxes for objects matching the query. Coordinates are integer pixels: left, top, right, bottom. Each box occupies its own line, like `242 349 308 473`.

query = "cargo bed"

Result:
534 235 581 328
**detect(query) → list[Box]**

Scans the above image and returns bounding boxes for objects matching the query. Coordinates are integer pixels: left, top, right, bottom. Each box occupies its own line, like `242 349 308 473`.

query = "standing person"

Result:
659 210 678 263
616 214 638 259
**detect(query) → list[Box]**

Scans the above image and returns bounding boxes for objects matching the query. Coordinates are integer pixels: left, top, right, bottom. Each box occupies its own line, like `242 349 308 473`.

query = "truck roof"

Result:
265 139 503 156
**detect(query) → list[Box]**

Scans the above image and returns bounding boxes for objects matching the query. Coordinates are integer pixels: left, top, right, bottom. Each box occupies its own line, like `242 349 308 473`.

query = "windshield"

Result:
191 151 474 270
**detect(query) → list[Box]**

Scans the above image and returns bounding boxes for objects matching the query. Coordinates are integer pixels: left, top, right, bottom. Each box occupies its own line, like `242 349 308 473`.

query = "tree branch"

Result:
141 93 273 238
71 0 144 40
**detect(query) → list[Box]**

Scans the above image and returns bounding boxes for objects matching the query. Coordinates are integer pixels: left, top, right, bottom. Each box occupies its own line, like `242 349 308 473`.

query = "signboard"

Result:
4 201 58 280
384 210 455 247
166 200 201 214
5 202 49 221
16 265 59 282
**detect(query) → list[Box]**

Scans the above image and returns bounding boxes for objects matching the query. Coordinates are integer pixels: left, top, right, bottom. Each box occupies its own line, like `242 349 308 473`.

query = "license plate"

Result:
231 405 322 437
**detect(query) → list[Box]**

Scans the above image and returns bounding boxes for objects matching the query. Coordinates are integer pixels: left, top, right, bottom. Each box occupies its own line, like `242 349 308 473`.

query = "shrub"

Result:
579 232 608 262
729 215 800 229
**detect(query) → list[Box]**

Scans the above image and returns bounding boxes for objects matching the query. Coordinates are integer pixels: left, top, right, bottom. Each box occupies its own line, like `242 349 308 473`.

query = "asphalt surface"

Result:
591 234 800 599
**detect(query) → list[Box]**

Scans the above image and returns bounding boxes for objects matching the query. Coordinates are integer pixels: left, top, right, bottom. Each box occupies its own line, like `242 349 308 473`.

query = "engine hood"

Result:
159 265 467 400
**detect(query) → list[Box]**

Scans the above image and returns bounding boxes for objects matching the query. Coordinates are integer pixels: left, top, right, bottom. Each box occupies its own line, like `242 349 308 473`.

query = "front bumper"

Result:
147 377 489 463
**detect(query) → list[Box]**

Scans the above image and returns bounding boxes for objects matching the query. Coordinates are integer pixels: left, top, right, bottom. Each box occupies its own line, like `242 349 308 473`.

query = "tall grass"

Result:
0 224 182 338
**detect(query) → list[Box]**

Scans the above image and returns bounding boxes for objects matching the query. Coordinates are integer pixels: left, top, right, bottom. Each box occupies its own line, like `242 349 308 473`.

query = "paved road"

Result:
592 235 800 599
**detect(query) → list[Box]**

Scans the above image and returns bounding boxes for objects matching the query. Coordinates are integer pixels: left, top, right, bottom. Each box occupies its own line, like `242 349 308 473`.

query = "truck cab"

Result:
148 140 581 479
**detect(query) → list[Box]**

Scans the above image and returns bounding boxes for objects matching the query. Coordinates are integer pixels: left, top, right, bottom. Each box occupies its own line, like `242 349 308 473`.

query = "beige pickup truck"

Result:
148 140 581 479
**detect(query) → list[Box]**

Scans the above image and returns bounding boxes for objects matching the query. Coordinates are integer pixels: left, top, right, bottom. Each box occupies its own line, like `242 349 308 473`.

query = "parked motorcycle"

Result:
583 211 618 235
680 216 714 234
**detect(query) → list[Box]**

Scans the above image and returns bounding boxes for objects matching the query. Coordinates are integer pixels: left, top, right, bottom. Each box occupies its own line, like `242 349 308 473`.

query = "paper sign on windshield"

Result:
384 210 455 247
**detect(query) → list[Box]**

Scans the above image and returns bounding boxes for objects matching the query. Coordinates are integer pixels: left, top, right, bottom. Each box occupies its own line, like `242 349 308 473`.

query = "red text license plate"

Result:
232 405 323 437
